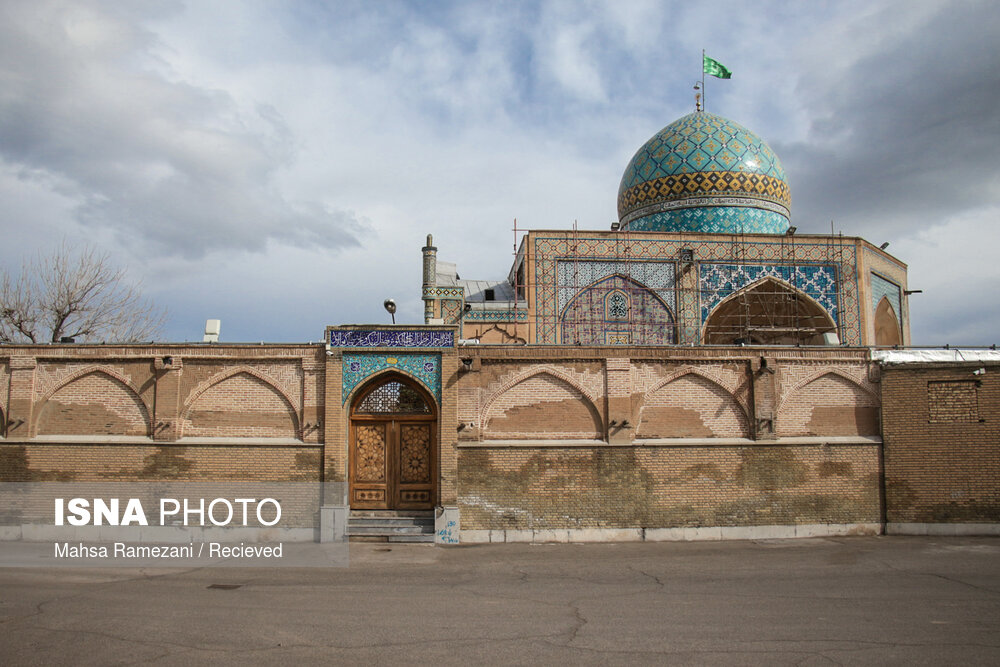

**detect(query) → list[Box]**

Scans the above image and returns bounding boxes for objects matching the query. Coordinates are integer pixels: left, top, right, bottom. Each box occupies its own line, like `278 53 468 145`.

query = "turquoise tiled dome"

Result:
618 112 791 234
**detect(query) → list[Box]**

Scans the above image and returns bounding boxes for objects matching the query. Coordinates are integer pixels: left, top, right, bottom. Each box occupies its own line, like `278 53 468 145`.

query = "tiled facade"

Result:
519 232 878 346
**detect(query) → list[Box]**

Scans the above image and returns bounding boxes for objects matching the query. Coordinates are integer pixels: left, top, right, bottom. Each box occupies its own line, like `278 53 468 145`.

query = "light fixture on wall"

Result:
383 299 396 324
786 226 797 236
880 242 890 250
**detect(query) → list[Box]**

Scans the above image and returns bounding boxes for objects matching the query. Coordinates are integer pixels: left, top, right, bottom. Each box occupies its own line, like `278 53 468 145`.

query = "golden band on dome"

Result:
618 170 791 217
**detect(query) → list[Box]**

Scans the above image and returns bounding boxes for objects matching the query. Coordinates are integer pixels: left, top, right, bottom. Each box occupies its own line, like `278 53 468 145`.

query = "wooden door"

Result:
350 377 436 509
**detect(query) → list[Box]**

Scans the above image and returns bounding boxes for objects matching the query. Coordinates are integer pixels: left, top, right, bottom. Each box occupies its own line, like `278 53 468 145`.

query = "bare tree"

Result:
0 243 166 344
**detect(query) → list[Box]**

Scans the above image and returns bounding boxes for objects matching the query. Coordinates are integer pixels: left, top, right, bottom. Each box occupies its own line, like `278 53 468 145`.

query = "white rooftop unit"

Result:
203 319 221 343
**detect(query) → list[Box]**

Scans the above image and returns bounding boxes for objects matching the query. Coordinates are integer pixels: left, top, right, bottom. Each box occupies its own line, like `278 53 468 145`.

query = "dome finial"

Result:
693 81 702 113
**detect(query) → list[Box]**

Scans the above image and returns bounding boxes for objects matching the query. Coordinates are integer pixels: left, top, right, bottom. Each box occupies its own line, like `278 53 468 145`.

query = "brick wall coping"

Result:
458 436 882 449
0 344 322 353
468 346 872 362
458 439 610 448
14 435 156 444
1 436 316 447
880 360 1000 371
175 437 315 447
635 436 882 447
873 349 1000 365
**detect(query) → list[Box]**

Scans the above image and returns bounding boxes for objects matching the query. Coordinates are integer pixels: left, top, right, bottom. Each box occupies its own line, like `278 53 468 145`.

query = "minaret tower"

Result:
421 234 437 324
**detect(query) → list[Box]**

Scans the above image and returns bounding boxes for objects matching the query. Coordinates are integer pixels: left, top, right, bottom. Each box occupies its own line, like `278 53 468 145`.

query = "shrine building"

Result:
2 110 998 544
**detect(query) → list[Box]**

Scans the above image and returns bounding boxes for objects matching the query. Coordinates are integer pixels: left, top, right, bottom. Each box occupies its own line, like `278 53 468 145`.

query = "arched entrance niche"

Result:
349 373 437 510
703 278 837 345
560 274 675 345
874 296 902 346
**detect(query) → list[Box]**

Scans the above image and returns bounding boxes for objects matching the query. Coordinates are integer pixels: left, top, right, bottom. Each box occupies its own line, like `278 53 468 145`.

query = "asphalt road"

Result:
1 536 999 665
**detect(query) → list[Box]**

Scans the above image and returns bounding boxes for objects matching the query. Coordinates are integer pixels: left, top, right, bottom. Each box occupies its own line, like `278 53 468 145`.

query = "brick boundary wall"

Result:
452 346 884 536
881 361 1000 529
0 345 326 484
6 343 993 541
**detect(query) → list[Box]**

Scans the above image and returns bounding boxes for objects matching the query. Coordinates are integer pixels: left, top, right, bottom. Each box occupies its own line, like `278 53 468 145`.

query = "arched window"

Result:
354 380 431 414
606 290 629 321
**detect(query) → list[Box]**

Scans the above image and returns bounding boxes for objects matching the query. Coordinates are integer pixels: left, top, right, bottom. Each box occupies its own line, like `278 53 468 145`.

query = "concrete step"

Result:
348 524 434 536
347 509 436 543
349 519 434 529
350 510 434 519
388 534 435 543
348 534 436 543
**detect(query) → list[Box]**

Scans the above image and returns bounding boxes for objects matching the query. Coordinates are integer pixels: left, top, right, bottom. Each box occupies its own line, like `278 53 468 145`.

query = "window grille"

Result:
355 381 430 414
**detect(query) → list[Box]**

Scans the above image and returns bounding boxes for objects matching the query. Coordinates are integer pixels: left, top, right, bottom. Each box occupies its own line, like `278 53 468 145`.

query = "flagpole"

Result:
701 49 706 112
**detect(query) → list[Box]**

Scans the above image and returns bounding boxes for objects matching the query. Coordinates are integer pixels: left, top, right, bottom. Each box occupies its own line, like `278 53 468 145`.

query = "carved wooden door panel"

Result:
351 421 390 508
350 377 436 510
396 421 434 509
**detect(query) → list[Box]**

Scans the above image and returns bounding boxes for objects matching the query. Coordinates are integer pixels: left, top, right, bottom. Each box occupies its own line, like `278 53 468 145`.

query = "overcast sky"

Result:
1 0 998 345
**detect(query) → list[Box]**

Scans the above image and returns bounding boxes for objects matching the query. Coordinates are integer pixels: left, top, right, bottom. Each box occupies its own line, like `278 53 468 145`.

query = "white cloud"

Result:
0 0 361 258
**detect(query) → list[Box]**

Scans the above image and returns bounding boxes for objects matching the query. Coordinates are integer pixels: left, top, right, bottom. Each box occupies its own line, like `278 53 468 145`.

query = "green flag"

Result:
703 55 732 79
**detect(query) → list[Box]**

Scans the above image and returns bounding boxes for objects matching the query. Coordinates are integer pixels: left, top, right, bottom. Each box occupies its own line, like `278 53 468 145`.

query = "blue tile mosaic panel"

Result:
556 260 676 316
624 207 789 235
699 263 839 324
464 310 528 321
423 286 464 299
328 329 454 348
342 354 441 405
870 273 902 320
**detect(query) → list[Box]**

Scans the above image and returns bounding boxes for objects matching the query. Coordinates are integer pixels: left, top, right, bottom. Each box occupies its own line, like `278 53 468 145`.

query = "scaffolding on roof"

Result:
523 223 850 346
